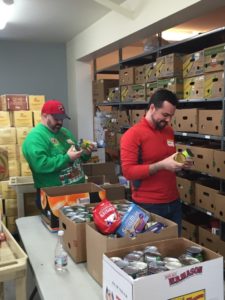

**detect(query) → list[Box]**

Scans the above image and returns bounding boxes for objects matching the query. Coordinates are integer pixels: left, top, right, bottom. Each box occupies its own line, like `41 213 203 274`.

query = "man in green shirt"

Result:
22 99 93 208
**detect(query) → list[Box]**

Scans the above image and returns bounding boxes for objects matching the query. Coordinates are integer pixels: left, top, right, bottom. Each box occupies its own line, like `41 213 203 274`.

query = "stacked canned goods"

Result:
110 244 204 279
62 205 94 223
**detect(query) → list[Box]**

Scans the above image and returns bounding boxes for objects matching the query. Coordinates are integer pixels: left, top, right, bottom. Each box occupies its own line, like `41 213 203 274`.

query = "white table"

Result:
16 216 102 300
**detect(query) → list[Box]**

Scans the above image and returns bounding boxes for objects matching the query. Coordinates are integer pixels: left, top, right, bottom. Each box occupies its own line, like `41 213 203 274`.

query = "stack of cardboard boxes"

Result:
0 94 45 232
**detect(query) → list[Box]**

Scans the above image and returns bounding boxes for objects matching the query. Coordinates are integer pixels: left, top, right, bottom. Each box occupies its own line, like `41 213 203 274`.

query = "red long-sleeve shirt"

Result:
120 117 179 204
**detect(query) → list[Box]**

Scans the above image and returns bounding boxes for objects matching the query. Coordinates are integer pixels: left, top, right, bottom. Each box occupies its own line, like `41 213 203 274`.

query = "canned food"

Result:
123 265 139 279
110 257 122 263
148 264 169 275
114 259 129 269
163 257 180 264
185 245 203 262
129 261 148 278
124 252 142 262
165 261 182 270
179 254 200 265
144 252 162 263
174 149 194 163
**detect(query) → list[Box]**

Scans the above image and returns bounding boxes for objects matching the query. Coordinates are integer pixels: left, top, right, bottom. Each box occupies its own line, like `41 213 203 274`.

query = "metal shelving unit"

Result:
93 27 225 242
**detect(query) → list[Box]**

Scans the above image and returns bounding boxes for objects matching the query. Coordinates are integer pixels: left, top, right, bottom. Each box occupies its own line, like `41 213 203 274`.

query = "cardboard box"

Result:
41 182 105 229
0 111 13 127
33 111 41 126
8 159 20 177
117 111 130 127
103 238 223 300
176 176 195 204
204 71 224 99
3 198 17 217
0 94 29 111
0 128 17 145
156 53 183 78
83 162 118 184
174 108 198 132
0 180 16 199
130 109 145 125
134 65 145 84
145 62 157 83
198 226 220 253
12 111 33 127
189 146 214 174
20 161 32 177
92 79 119 103
183 75 204 99
182 219 198 242
195 183 218 213
101 183 125 201
0 144 18 160
214 192 225 222
130 84 146 102
204 43 225 73
119 67 135 85
28 95 45 110
0 148 9 181
146 81 157 101
24 192 40 216
157 77 183 99
16 127 32 145
107 87 120 102
183 51 204 78
198 109 222 136
86 214 178 285
213 149 225 179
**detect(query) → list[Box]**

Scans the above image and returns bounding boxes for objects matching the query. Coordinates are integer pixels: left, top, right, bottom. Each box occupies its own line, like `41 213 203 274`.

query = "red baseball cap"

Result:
41 100 70 120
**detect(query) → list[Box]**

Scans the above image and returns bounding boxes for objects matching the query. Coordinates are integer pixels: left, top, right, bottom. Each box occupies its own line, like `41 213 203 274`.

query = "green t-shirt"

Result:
22 123 90 188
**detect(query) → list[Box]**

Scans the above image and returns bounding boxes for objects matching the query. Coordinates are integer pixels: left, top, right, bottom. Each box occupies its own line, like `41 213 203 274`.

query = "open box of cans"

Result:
103 237 224 300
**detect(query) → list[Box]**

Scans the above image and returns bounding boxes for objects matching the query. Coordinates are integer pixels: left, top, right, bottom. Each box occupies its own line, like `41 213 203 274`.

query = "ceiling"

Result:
0 0 126 43
0 0 225 45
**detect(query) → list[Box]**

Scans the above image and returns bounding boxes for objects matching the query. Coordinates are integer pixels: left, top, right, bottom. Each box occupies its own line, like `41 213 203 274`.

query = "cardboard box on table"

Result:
59 199 130 263
40 182 105 230
86 214 178 285
103 238 224 300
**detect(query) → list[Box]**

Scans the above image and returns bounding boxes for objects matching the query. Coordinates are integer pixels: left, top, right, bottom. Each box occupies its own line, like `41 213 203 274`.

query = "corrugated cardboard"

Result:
214 193 225 222
182 219 198 242
103 238 223 300
176 176 195 204
41 182 105 229
86 214 178 285
174 108 198 132
198 109 222 136
195 183 218 213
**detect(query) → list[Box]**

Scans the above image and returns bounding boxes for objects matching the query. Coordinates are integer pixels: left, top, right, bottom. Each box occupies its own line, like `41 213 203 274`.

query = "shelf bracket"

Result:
93 0 136 19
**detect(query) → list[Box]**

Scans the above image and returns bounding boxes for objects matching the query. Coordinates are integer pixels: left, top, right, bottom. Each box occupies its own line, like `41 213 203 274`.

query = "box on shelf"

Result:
156 53 183 78
198 109 222 136
86 213 178 285
92 79 119 103
204 43 225 73
195 182 218 213
198 226 220 253
146 81 157 101
145 62 157 83
16 127 32 145
41 182 105 230
176 176 195 204
119 67 135 85
134 65 145 84
157 77 183 99
83 162 118 184
130 84 146 102
0 94 29 111
183 50 204 78
103 237 224 300
173 108 198 132
33 111 41 126
130 109 146 125
189 145 214 174
181 219 198 242
212 149 225 179
107 87 120 102
183 75 204 99
204 71 224 99
214 192 225 222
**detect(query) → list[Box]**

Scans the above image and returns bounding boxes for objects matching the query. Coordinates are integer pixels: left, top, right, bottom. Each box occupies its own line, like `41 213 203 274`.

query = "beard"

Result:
47 120 62 133
152 117 168 130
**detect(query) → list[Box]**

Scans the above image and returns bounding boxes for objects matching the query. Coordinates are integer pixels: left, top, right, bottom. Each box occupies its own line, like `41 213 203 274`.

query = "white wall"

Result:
66 0 225 138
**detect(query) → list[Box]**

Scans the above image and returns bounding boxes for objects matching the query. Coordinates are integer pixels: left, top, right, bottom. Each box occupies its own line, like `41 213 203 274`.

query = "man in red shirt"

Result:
120 89 192 236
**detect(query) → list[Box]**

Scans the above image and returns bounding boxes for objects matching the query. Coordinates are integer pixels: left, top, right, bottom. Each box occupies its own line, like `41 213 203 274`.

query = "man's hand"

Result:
67 146 83 161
